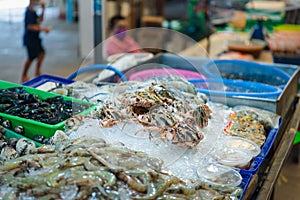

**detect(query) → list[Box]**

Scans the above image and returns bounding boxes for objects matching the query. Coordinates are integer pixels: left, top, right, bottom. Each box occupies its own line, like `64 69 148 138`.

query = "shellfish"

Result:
16 138 36 156
2 120 12 129
0 145 18 161
14 126 25 135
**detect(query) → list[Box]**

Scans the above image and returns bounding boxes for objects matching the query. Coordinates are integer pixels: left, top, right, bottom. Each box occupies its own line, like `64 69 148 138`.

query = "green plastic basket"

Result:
0 80 96 140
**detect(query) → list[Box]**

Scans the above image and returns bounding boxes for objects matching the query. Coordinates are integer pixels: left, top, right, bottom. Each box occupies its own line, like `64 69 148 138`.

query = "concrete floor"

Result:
0 6 80 84
0 3 300 200
274 149 300 200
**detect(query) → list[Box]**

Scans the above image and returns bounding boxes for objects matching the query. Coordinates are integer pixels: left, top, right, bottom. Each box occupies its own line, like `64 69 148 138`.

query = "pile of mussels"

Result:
0 87 90 125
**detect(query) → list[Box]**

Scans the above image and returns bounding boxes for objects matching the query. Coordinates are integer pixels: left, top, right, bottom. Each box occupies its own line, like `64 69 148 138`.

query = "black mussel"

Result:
5 105 23 114
64 100 73 107
0 87 89 125
0 116 3 124
2 120 12 129
34 135 45 143
45 96 63 104
41 101 51 107
0 104 13 112
0 125 5 135
14 126 25 135
40 118 60 125
7 87 26 93
7 137 18 148
20 93 38 103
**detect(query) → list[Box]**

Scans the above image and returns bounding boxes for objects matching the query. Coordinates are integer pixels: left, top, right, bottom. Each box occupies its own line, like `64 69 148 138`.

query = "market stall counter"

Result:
1 52 299 199
120 53 300 199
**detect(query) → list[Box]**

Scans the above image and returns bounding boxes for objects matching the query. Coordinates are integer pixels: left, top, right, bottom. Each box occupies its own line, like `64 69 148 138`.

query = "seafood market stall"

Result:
122 53 300 200
0 53 299 199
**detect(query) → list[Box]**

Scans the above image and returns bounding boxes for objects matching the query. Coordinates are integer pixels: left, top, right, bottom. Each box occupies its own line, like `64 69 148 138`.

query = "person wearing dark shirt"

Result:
22 0 51 82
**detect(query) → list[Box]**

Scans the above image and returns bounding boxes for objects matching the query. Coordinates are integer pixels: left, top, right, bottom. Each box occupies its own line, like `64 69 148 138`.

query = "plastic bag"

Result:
232 105 281 130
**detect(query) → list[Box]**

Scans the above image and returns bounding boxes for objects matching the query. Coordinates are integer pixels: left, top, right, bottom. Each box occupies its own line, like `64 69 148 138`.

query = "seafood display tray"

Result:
125 53 300 119
201 59 291 88
22 74 74 90
239 171 253 200
240 156 263 175
259 128 280 159
0 80 96 140
4 128 42 147
234 128 279 175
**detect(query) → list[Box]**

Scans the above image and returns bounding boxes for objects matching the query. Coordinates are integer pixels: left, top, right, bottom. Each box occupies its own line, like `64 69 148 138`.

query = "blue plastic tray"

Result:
258 118 282 159
189 79 282 98
259 128 279 158
202 59 291 87
23 74 74 88
239 171 253 200
240 156 264 175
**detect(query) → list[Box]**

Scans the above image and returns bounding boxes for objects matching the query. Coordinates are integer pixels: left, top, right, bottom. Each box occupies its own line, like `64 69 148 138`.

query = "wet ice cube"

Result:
60 185 78 200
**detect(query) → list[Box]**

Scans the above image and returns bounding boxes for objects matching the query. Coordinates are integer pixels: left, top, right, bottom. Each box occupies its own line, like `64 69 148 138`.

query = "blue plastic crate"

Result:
259 118 281 158
259 128 279 158
23 74 74 88
240 156 264 175
202 59 291 87
188 79 282 98
239 171 253 200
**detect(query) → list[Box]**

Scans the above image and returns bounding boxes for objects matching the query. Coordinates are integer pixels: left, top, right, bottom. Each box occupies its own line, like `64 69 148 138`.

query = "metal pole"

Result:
66 0 73 23
94 0 103 64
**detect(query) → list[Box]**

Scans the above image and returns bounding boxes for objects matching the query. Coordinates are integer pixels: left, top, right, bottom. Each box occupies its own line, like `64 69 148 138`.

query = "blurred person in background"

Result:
22 0 51 82
104 15 145 57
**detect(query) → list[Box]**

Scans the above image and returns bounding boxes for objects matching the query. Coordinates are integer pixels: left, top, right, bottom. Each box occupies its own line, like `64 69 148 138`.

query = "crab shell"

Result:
162 123 204 148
